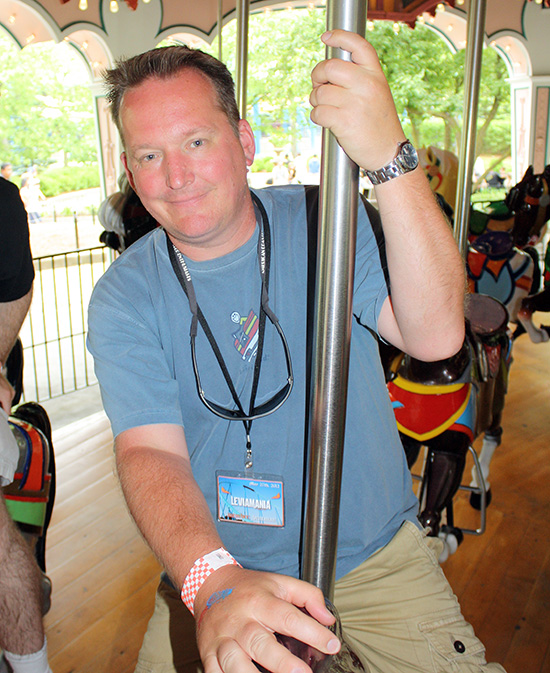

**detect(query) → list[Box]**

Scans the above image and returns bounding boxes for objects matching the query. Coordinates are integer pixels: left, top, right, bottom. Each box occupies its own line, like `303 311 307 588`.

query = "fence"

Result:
19 246 116 403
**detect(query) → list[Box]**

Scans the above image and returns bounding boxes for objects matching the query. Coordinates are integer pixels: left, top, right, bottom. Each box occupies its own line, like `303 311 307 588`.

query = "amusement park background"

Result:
1 0 550 671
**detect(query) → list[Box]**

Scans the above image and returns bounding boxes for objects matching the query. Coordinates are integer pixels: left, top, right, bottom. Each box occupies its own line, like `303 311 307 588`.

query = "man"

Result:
88 30 504 673
0 163 13 182
0 173 52 673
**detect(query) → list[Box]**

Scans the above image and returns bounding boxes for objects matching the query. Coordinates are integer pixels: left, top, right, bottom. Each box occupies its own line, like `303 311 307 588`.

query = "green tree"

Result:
205 10 510 178
365 21 511 172
207 9 326 157
0 33 97 170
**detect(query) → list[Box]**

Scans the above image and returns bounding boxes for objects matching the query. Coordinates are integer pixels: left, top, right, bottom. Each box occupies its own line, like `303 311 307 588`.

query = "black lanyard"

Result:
167 192 293 468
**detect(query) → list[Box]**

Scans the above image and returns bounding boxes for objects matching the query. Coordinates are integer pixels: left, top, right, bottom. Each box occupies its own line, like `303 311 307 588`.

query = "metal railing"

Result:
19 246 116 403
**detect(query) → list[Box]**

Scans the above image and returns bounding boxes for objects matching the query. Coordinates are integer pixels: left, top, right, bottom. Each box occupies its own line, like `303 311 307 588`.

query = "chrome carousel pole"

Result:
302 0 366 604
453 0 488 258
217 0 223 62
259 2 369 670
235 0 249 120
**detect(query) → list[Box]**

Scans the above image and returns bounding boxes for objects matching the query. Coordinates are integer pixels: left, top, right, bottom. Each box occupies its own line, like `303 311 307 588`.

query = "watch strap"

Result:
366 140 417 186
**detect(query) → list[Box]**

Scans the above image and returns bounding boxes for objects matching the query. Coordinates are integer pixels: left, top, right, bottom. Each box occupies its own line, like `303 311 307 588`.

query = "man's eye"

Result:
143 154 156 162
191 139 204 148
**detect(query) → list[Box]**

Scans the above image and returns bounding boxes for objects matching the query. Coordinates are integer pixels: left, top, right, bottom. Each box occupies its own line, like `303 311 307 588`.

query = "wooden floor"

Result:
42 332 550 673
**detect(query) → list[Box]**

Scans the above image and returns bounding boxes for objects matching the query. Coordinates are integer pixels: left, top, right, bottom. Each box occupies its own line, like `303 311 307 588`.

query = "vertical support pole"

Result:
302 0 367 600
453 0 487 259
235 0 249 120
217 0 223 62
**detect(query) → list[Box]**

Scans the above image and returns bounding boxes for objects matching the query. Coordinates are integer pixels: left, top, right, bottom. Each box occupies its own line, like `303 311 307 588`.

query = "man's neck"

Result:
169 203 257 262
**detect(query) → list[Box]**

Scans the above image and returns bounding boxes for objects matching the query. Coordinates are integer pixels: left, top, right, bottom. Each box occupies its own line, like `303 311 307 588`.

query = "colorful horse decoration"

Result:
468 164 550 343
1 341 56 614
418 145 459 211
385 163 550 560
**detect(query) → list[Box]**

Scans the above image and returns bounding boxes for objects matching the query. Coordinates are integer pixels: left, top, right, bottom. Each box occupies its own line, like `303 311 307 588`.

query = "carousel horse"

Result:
468 164 550 343
464 165 550 506
384 293 511 561
1 341 56 614
418 145 459 211
383 165 550 560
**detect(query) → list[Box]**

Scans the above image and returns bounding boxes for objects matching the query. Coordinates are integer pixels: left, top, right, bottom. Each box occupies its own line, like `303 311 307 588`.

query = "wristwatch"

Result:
365 140 419 185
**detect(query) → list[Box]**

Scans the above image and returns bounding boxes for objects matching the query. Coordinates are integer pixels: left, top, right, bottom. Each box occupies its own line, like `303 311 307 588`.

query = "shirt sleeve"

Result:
87 256 184 438
352 196 389 333
0 183 34 302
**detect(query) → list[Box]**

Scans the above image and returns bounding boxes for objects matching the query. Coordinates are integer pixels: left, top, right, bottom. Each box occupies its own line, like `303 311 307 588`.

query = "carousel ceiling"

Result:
0 0 537 76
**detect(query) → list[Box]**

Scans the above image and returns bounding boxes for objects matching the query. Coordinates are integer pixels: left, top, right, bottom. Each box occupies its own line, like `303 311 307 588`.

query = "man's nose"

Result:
166 154 194 189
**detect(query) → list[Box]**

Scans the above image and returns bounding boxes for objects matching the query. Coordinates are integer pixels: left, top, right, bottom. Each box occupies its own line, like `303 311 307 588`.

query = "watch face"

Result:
399 142 419 171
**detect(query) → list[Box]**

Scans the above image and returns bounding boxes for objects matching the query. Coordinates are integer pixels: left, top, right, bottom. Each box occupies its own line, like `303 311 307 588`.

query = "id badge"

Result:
216 471 284 527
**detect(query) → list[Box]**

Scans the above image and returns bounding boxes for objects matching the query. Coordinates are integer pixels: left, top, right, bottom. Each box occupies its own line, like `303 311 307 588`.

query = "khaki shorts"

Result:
134 521 506 673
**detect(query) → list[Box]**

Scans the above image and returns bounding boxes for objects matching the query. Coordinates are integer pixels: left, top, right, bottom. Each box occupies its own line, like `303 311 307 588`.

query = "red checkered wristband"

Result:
181 547 241 615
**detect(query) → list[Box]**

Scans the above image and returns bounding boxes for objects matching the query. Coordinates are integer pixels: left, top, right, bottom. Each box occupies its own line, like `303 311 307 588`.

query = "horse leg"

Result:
417 431 469 540
400 433 422 470
470 349 508 509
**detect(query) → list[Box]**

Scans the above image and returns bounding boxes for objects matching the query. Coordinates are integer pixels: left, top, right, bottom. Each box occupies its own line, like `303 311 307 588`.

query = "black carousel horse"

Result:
383 294 510 560
382 165 550 560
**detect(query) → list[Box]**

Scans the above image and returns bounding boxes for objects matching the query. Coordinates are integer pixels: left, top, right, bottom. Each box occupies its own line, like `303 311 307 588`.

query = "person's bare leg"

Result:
0 492 44 654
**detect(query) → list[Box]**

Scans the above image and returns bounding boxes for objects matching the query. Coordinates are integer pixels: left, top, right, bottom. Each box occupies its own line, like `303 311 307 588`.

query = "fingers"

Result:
321 28 379 66
309 29 405 171
197 569 340 673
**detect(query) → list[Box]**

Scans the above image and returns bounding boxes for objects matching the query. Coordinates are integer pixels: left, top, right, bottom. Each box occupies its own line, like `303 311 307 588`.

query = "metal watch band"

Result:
365 140 418 186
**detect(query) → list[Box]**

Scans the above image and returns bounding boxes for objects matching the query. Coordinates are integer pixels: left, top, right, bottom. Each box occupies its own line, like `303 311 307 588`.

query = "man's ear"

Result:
121 152 137 191
238 119 256 167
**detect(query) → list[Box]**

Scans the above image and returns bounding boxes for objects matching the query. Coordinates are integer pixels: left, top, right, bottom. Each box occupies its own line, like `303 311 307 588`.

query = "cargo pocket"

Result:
419 614 487 671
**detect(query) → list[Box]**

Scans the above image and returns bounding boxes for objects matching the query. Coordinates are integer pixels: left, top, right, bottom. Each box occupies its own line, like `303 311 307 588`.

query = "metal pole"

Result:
453 0 487 259
302 0 367 600
217 0 223 62
235 0 249 120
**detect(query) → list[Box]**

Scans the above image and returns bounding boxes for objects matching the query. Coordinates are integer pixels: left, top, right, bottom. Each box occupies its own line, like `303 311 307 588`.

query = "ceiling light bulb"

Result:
110 0 119 12
8 14 16 24
79 0 88 9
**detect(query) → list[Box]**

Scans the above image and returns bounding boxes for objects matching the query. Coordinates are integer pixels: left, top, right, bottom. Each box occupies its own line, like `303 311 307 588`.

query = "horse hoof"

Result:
438 526 463 562
470 487 492 510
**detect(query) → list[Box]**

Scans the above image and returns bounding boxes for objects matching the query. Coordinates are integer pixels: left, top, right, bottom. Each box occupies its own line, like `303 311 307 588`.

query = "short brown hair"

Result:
104 46 240 141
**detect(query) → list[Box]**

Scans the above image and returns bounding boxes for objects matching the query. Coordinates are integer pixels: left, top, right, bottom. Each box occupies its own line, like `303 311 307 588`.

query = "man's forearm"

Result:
116 441 223 589
0 289 32 364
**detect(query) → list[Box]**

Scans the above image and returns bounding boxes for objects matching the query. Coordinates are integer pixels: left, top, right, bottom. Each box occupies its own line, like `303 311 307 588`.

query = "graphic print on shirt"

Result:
231 309 258 362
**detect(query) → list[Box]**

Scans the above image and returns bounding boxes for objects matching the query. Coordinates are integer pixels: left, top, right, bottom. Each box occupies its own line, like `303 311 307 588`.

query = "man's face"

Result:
1 165 12 180
120 69 256 259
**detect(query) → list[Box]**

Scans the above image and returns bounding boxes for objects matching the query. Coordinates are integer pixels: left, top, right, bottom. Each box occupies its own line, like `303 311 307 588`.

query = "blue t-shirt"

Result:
87 185 419 580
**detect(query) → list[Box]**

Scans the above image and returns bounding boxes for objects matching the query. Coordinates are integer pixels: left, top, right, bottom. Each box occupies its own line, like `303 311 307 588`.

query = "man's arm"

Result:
310 30 465 361
0 289 32 410
116 424 340 673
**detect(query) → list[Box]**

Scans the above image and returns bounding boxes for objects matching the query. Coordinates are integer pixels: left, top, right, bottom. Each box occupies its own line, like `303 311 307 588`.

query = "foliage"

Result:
365 21 511 163
205 10 510 167
0 33 98 170
250 156 275 173
38 165 100 198
205 9 326 156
